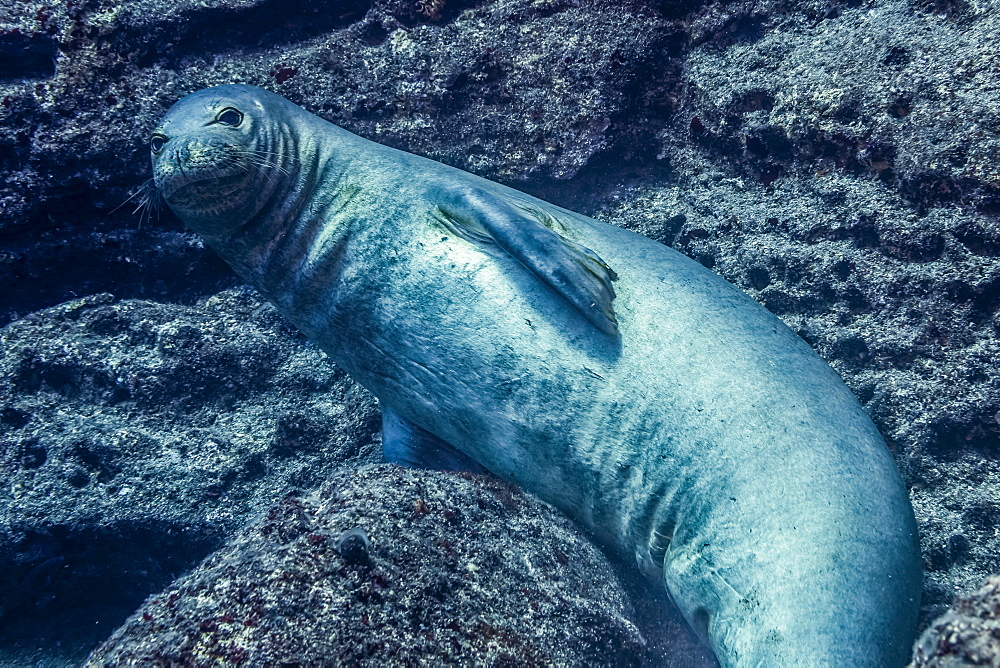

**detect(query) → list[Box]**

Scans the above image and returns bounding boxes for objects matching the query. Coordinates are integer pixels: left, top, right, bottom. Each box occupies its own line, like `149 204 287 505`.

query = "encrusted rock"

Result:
87 465 649 667
910 577 1000 666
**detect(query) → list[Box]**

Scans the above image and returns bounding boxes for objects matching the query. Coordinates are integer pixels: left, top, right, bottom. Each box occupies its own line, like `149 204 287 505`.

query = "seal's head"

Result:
150 84 300 238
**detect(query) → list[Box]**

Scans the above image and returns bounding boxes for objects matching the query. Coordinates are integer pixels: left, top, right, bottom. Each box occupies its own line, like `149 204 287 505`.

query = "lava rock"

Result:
910 576 1000 667
87 465 651 667
0 288 380 664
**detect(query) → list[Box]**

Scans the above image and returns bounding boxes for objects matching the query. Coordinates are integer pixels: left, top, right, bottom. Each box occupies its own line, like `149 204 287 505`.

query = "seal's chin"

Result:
162 171 250 216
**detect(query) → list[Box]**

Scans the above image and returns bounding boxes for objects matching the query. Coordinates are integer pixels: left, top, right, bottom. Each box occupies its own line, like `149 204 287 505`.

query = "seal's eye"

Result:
216 108 243 127
150 134 167 152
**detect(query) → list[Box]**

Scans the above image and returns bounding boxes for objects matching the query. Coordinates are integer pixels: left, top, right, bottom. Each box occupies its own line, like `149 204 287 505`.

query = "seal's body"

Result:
151 84 921 666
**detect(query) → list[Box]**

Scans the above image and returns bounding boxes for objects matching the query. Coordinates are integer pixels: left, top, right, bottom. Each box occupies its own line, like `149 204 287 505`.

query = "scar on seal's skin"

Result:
150 84 922 668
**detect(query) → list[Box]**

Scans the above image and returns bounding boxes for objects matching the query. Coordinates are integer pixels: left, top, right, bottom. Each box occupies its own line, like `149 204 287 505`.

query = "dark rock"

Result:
0 289 380 664
87 466 651 667
911 577 1000 666
334 527 371 566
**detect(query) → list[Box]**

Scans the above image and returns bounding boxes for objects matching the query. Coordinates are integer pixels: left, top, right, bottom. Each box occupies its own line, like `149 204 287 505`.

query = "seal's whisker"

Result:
254 163 292 177
243 157 276 168
132 181 162 231
234 148 279 159
242 148 288 160
240 153 292 177
245 158 291 183
245 149 285 158
235 148 297 176
109 177 156 216
108 177 161 231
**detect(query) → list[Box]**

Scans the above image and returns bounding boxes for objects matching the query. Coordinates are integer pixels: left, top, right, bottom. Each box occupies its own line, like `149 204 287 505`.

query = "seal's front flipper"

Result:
436 187 619 336
381 404 486 473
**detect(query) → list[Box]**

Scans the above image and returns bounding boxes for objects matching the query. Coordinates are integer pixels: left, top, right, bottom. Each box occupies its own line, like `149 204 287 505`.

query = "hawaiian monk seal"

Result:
149 84 921 666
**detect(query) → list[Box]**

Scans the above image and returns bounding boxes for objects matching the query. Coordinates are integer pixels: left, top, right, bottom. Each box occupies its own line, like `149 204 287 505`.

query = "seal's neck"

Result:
206 117 364 344
209 120 358 303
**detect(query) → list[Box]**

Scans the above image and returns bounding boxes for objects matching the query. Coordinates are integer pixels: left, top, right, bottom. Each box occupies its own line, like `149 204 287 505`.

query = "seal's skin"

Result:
151 84 922 667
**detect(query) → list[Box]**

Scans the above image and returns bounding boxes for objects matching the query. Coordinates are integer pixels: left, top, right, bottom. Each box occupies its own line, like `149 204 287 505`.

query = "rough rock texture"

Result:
1 0 999 663
87 465 651 667
910 576 1000 667
0 288 382 664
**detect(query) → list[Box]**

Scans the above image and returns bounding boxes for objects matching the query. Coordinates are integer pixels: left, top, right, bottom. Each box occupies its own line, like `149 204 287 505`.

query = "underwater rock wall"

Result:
1 0 998 663
0 289 383 662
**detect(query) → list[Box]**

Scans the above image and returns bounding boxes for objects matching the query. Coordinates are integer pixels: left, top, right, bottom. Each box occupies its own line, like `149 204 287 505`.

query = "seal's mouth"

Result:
162 171 248 208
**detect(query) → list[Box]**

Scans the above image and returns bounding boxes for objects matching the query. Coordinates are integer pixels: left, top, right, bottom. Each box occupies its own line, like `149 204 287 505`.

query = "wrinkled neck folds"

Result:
183 115 303 241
